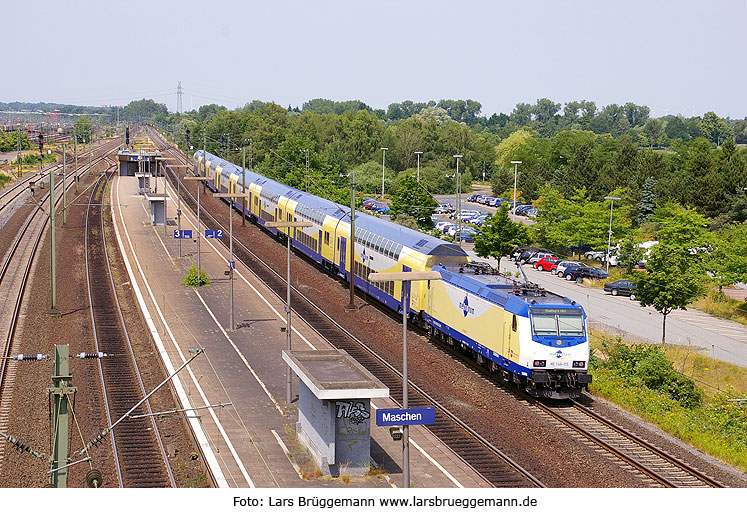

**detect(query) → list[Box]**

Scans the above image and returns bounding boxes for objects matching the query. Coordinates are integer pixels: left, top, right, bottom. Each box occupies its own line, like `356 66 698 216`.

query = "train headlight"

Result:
573 361 586 368
533 360 546 367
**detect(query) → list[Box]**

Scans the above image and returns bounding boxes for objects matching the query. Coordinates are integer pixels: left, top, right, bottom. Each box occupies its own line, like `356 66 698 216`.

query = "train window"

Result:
512 315 517 332
558 313 584 337
531 313 559 337
324 232 330 245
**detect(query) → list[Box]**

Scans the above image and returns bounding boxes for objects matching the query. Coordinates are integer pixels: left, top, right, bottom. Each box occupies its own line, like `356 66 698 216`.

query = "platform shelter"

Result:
282 349 389 477
144 193 169 226
118 149 161 177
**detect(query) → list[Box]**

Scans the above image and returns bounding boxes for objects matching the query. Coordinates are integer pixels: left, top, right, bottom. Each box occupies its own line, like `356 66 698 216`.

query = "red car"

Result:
535 256 559 272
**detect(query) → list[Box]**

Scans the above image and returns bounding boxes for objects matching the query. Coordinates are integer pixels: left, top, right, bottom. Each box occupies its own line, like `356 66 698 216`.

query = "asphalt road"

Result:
455 245 747 368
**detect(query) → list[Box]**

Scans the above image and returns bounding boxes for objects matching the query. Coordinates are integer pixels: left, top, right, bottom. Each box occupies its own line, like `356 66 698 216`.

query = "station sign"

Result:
173 230 192 239
376 407 435 426
205 229 224 238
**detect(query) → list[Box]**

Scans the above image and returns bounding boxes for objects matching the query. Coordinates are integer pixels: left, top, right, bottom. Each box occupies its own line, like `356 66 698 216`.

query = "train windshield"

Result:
530 307 585 338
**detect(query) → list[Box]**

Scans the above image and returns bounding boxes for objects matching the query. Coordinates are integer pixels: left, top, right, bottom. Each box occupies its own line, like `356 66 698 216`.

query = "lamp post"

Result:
301 148 310 191
604 196 621 272
213 191 249 331
265 220 313 404
447 155 463 246
182 168 210 279
368 270 441 489
380 147 388 198
340 170 357 309
510 160 522 217
414 151 423 182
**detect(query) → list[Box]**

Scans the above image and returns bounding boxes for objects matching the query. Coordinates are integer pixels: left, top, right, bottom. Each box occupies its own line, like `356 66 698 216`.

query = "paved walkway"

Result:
111 175 490 489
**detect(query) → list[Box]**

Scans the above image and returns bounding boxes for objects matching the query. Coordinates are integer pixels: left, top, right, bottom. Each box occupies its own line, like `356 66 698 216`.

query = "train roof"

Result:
196 151 468 257
432 263 582 318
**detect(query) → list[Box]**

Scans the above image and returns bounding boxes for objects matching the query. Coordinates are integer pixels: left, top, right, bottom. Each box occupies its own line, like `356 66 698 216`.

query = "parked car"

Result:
511 246 535 261
514 204 534 216
452 229 478 242
604 279 637 299
534 256 560 271
450 209 481 220
553 260 585 276
373 203 390 214
517 247 553 264
584 249 606 261
563 265 609 282
447 225 478 237
466 193 481 202
527 252 557 266
435 220 454 232
434 203 454 214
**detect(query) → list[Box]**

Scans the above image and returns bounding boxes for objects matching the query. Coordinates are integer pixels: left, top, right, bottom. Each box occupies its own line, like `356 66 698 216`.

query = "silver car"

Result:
553 260 585 276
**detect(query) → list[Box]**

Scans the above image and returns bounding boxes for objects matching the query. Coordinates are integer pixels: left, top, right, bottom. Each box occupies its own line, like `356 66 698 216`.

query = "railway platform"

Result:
110 174 491 489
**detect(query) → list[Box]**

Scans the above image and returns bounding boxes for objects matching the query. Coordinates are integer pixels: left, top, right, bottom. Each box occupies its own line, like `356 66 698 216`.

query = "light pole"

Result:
265 220 313 404
340 170 357 309
604 196 621 272
213 191 248 331
447 154 463 246
368 270 441 489
301 148 310 191
511 160 522 216
182 170 210 280
380 147 388 198
414 151 423 182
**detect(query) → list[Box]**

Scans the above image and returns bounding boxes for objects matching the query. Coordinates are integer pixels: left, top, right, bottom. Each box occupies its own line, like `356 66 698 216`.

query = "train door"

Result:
339 237 347 277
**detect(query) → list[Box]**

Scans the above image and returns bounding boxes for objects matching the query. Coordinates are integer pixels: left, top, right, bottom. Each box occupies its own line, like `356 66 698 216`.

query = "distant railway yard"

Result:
0 126 745 490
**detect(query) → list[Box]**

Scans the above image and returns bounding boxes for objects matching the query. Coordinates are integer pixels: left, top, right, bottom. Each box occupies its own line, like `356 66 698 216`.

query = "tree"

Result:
636 176 657 226
390 174 437 229
74 116 94 143
707 223 747 292
473 204 532 269
634 204 710 343
700 112 733 146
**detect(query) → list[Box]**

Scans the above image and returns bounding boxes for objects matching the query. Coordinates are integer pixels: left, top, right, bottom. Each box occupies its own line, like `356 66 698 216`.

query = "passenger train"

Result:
195 150 592 398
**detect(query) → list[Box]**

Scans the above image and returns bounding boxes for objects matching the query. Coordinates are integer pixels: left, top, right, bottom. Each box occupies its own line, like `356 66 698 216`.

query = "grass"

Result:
0 172 10 189
589 329 747 472
689 289 747 327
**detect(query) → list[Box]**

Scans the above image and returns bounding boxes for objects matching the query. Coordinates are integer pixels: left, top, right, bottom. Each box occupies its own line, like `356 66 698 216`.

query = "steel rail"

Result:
84 169 175 488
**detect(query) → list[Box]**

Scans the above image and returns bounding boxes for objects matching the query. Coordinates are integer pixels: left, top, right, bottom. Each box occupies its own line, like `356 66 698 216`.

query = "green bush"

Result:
182 265 210 287
597 337 702 408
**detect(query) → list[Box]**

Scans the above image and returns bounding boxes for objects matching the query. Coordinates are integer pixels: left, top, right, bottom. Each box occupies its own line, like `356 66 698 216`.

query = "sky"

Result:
3 0 747 119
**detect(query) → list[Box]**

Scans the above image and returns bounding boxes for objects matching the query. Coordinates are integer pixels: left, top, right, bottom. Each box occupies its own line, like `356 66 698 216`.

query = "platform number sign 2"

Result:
205 229 223 239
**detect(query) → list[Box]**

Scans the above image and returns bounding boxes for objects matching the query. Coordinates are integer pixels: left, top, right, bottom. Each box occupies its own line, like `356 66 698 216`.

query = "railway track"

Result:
0 138 121 475
530 399 723 488
155 139 544 488
83 169 175 488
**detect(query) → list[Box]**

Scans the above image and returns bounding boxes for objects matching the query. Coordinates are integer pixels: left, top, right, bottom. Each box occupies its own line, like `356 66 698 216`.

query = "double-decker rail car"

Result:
195 151 468 314
194 151 591 397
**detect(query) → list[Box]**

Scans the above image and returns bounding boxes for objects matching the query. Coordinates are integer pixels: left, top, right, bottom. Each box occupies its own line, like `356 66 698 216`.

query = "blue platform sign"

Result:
376 407 435 426
205 229 224 238
173 230 192 239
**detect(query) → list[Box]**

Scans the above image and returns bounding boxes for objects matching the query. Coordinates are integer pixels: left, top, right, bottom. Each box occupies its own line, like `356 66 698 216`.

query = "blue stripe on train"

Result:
423 313 532 378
